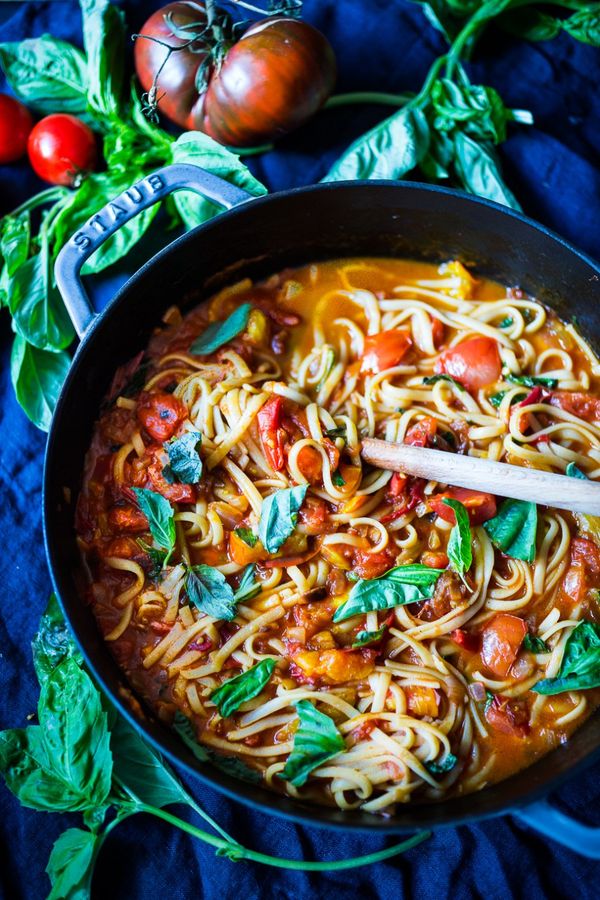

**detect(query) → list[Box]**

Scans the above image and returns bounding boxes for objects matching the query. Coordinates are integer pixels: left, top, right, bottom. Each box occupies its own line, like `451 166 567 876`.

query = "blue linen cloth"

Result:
1 1 600 897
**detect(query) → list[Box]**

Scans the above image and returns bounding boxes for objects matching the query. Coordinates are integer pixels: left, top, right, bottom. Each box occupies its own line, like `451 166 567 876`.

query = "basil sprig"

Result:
163 432 203 484
534 622 600 695
211 659 277 718
333 564 444 623
483 499 537 563
279 701 345 787
132 487 176 561
258 484 308 554
443 498 472 579
190 303 252 356
506 373 558 389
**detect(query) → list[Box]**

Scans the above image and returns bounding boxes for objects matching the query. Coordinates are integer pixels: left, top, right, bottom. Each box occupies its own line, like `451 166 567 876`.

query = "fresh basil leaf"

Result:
332 470 346 487
46 827 98 900
566 462 588 480
506 373 557 389
110 716 190 808
534 622 600 694
432 79 512 144
425 753 457 775
234 564 262 604
279 700 345 787
563 9 600 46
11 336 70 431
484 690 495 712
211 659 277 717
81 0 125 118
453 132 521 210
443 498 472 578
164 432 203 484
499 7 561 42
187 565 237 620
423 373 466 391
258 484 308 554
190 303 252 355
498 316 513 328
333 564 443 623
352 624 388 648
132 488 176 555
325 425 347 441
324 105 430 181
136 539 168 579
170 131 267 229
489 389 525 408
1 212 29 277
8 240 74 351
235 527 258 547
484 499 537 562
32 594 82 687
522 633 549 654
0 36 89 118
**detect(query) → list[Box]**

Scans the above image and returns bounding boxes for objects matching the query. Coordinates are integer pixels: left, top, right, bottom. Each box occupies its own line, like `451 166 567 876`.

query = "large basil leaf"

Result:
0 212 30 277
484 499 537 562
186 565 237 620
50 170 163 275
11 336 70 432
8 241 74 352
563 9 600 46
453 132 521 210
164 432 203 484
333 564 443 623
110 717 190 808
0 36 89 118
170 131 267 229
81 0 125 118
258 484 308 554
32 594 82 687
211 659 277 717
324 105 430 181
46 828 98 900
190 303 252 355
534 622 600 695
279 700 345 787
444 498 472 578
132 488 176 554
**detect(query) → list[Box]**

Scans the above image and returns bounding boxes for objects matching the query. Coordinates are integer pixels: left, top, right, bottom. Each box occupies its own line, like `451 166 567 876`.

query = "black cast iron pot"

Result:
45 163 600 856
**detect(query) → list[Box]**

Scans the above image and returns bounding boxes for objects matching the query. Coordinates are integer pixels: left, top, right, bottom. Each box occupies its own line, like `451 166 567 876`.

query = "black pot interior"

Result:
45 182 600 833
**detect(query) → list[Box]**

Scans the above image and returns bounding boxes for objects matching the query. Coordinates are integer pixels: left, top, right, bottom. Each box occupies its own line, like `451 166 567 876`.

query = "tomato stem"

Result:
324 92 413 109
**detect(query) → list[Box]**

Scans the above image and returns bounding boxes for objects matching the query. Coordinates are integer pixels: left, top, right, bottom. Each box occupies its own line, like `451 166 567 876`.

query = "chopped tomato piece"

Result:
381 477 426 523
228 531 266 565
298 496 330 534
147 449 195 503
570 537 600 573
560 537 600 604
257 396 286 471
360 329 412 374
351 718 379 741
518 386 551 408
431 316 445 348
421 551 449 569
451 628 479 652
108 504 149 533
549 391 600 422
430 487 497 526
102 536 143 559
485 696 529 737
435 337 501 391
292 648 375 684
293 599 335 638
351 546 397 580
137 391 186 442
406 686 439 718
388 472 408 498
480 614 527 677
337 462 362 493
405 416 437 448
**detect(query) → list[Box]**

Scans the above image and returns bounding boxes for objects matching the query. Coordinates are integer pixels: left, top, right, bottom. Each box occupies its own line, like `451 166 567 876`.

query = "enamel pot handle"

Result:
54 164 253 338
514 799 600 857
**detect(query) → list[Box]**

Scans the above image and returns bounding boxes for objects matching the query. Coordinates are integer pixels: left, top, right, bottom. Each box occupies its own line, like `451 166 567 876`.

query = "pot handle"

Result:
54 163 253 338
514 799 600 858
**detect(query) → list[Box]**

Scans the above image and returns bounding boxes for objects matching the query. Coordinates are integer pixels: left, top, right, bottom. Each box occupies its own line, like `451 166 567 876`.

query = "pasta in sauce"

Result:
76 258 600 813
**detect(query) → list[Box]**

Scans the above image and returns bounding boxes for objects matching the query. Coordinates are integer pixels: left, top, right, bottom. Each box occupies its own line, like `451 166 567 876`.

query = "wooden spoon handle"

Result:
361 438 600 517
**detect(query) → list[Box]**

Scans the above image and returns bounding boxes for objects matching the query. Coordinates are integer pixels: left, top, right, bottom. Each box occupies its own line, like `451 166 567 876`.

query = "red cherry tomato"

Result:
480 614 527 678
0 94 33 164
485 695 529 736
549 391 600 422
435 336 501 391
136 391 187 442
360 329 412 374
405 416 437 448
429 487 497 525
135 5 336 146
27 114 96 186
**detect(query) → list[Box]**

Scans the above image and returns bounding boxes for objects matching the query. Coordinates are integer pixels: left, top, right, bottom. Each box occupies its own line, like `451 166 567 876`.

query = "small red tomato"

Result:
435 336 501 391
0 94 33 164
429 487 497 525
360 329 412 374
27 114 97 186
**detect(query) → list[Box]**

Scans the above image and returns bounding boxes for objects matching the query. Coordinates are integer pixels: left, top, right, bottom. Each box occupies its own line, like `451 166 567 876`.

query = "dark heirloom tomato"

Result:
135 5 336 146
201 17 336 146
0 94 33 164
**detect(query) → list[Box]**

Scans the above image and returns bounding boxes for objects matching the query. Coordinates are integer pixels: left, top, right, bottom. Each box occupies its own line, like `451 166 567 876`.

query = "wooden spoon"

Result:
361 438 600 517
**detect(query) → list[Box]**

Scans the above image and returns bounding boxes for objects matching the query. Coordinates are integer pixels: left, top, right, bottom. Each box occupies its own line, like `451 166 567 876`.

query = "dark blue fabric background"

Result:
1 2 600 898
